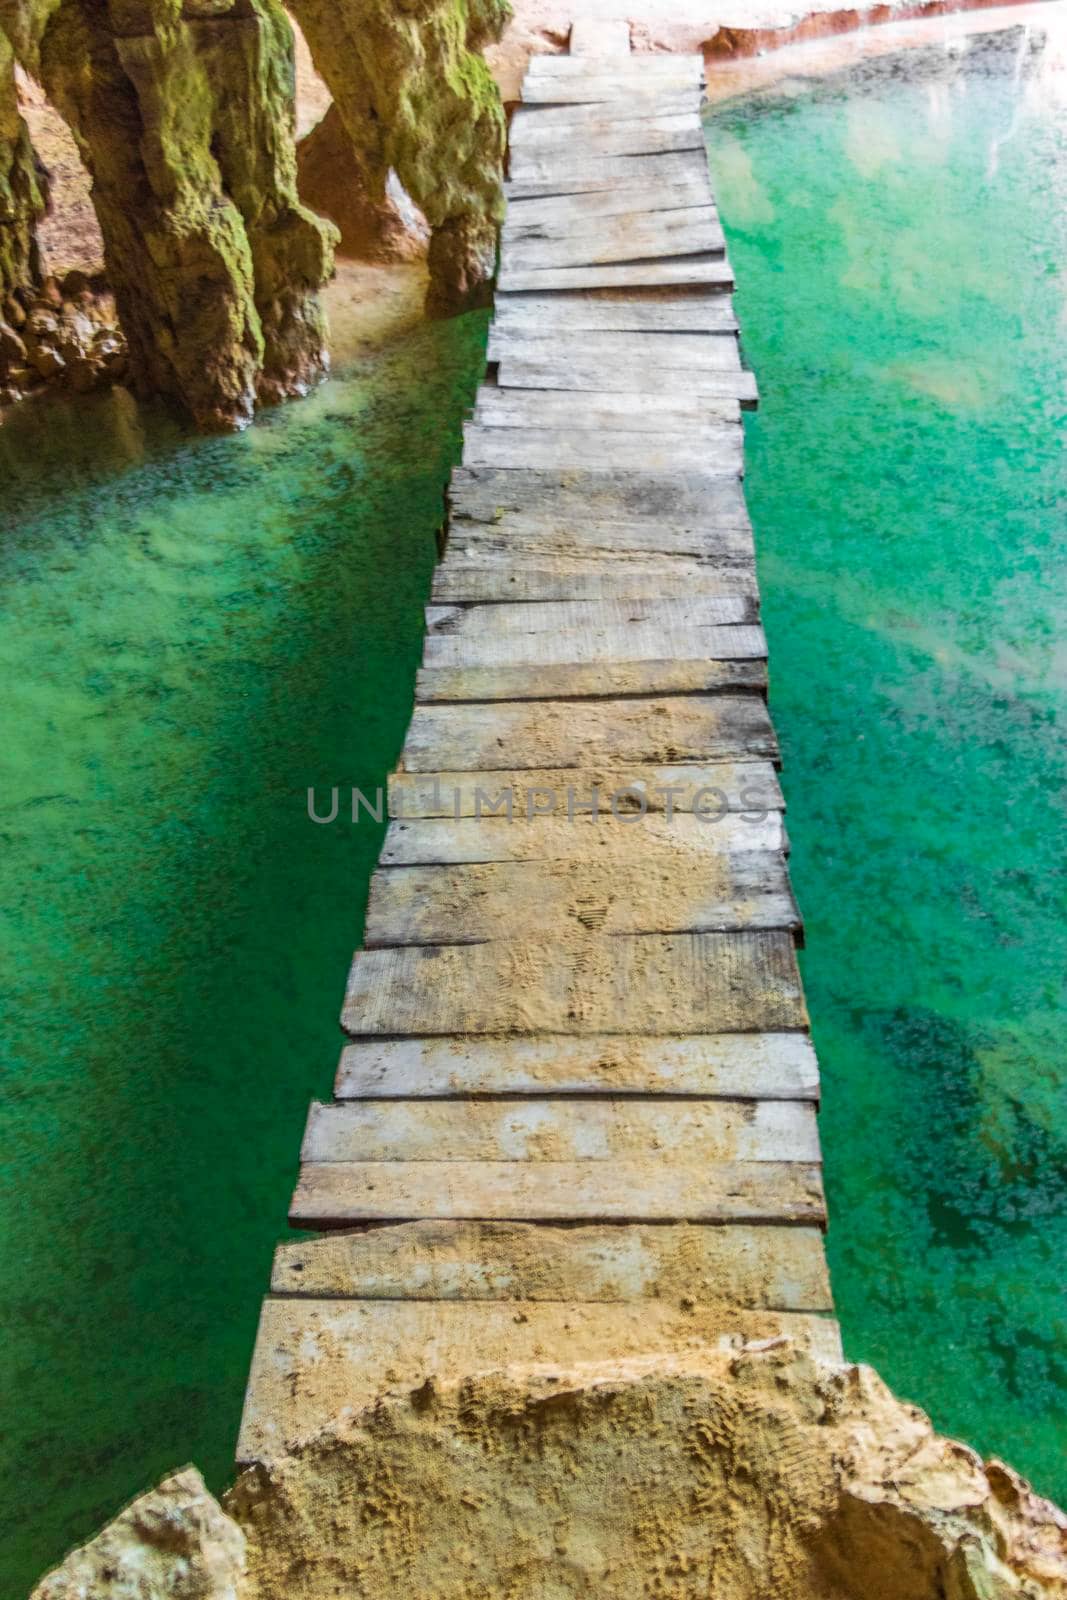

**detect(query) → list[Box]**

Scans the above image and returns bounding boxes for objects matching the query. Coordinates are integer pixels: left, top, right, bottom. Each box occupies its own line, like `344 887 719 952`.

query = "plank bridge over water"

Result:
238 23 837 1463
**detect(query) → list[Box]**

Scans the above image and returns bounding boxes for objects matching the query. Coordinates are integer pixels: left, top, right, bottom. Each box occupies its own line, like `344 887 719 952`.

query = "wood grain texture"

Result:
502 182 713 230
401 693 777 771
499 255 735 293
499 209 725 270
461 423 743 476
472 383 742 429
449 466 751 525
387 759 783 818
431 559 760 603
414 658 768 701
333 1030 819 1099
425 598 757 634
341 929 807 1037
377 811 784 865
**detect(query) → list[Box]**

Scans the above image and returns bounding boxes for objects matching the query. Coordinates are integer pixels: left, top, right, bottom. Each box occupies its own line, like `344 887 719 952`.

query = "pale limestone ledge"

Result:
31 1344 1067 1599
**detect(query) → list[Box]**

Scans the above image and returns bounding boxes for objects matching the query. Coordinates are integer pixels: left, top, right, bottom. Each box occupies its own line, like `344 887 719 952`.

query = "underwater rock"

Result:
0 0 336 431
297 104 428 264
225 1344 1067 1599
287 0 508 314
0 29 47 298
30 1468 246 1600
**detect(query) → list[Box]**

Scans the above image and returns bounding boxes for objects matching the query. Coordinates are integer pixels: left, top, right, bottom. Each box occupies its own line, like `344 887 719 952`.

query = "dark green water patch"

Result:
0 311 487 1593
706 25 1066 1501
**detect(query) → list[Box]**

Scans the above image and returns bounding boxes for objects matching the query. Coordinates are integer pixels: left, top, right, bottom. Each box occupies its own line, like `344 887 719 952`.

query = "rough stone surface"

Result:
1 269 126 407
30 1468 246 1600
0 30 46 295
225 1345 1067 1599
287 0 508 314
297 104 428 264
0 0 336 430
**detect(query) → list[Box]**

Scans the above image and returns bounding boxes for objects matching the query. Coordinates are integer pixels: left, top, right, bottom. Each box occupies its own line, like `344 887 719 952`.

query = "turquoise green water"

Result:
0 305 488 1593
707 26 1066 1501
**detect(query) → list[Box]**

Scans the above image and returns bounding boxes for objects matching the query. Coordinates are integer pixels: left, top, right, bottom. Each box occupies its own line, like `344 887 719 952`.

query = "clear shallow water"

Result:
0 308 487 1592
706 25 1066 1500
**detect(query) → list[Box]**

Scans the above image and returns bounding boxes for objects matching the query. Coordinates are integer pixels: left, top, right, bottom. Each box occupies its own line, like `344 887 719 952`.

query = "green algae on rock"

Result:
0 0 336 431
289 0 509 314
0 29 47 298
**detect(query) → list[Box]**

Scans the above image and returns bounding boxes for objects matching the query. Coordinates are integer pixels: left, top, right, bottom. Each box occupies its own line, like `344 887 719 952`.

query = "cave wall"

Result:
0 0 336 430
287 0 509 313
0 28 47 297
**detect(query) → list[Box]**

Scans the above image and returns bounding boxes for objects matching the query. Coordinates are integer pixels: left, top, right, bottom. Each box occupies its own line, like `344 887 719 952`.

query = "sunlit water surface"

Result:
706 23 1065 1501
0 290 487 1592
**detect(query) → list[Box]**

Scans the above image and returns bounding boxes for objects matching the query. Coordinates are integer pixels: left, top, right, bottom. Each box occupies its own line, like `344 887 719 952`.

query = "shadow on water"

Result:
706 22 1067 1502
0 310 488 1592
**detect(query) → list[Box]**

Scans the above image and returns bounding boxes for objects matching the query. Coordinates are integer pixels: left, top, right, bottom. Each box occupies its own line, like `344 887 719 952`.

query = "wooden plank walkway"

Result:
237 23 838 1465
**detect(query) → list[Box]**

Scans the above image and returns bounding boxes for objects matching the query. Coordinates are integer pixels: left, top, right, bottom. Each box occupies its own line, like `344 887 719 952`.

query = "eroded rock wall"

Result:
31 1346 1067 1600
0 0 335 430
288 0 508 313
0 31 46 297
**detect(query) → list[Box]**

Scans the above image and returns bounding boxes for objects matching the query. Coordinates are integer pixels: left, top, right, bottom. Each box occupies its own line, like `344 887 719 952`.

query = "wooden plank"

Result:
500 210 724 270
364 852 798 944
499 255 732 293
378 811 783 865
431 557 760 604
401 693 777 771
489 329 739 369
445 526 754 566
449 465 749 524
520 75 703 106
270 1220 833 1309
237 1298 841 1462
334 1030 818 1099
505 151 710 200
421 620 764 669
472 384 742 430
490 288 737 334
504 182 713 229
461 424 742 476
509 114 704 164
341 929 806 1036
510 93 700 135
425 597 757 633
496 353 756 403
525 53 704 77
415 657 767 701
291 1159 824 1225
387 760 783 818
301 1098 819 1165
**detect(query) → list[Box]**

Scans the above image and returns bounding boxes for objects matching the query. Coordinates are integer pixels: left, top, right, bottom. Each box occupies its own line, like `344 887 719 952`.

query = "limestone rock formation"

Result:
1 269 126 406
0 0 336 431
30 1467 246 1600
225 1345 1067 1600
296 104 428 264
0 30 47 296
287 0 508 314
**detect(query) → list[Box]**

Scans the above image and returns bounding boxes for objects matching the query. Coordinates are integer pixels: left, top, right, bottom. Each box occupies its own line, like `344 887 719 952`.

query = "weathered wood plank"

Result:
270 1220 833 1309
450 517 753 564
525 52 704 77
431 557 760 604
378 811 783 865
489 329 739 369
461 423 742 476
365 852 798 944
490 288 737 334
301 1098 819 1164
505 151 710 200
341 929 806 1037
520 76 703 107
422 620 764 669
510 115 705 166
426 597 756 633
334 1030 818 1099
499 255 733 294
500 209 724 270
473 384 741 431
401 693 777 771
237 1298 841 1462
449 466 750 525
414 658 767 701
503 182 711 230
401 694 776 773
510 93 700 136
567 17 633 55
496 352 756 402
292 1159 824 1226
387 759 783 818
